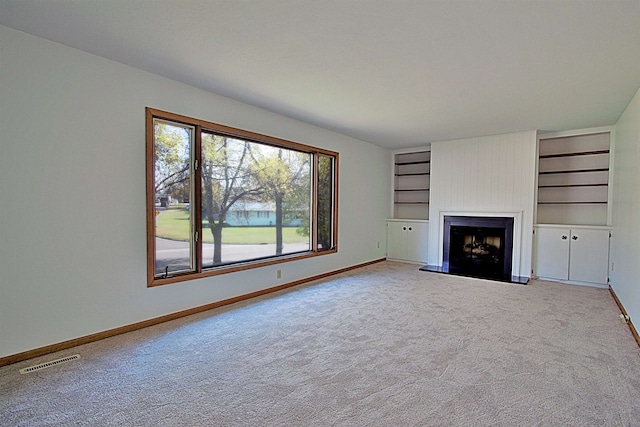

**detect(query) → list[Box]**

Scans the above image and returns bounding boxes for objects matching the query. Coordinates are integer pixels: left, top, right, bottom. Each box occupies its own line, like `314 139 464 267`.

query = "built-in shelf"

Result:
539 168 609 175
538 201 608 205
538 183 608 188
395 160 430 166
393 150 430 219
538 149 609 159
395 173 430 177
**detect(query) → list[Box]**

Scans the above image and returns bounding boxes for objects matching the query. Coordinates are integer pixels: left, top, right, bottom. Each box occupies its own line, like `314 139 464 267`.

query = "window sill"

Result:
148 247 337 287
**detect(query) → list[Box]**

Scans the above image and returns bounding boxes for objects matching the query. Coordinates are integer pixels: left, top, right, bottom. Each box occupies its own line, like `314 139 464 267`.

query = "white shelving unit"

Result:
534 128 613 287
388 148 431 264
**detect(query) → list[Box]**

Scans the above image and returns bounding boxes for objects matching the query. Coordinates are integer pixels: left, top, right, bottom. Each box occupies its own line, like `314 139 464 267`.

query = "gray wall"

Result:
610 87 640 326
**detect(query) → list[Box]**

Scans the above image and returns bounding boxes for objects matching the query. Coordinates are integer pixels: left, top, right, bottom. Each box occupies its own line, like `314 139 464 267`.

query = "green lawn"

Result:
155 206 308 244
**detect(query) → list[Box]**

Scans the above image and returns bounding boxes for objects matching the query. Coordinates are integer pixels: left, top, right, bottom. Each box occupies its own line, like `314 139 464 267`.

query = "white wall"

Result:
427 131 537 277
0 26 391 358
610 87 640 325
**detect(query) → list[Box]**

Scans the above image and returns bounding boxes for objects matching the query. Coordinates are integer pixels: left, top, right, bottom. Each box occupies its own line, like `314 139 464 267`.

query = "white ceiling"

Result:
1 1 639 149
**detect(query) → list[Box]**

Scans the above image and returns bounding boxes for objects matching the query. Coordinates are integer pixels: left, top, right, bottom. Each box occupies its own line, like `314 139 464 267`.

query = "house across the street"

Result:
226 201 304 227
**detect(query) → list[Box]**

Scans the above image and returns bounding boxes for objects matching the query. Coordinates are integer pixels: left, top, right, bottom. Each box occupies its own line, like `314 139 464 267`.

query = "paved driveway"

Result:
155 238 309 274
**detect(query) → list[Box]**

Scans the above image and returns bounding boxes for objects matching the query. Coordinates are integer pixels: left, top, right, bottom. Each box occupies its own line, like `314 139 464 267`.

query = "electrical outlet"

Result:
276 269 282 279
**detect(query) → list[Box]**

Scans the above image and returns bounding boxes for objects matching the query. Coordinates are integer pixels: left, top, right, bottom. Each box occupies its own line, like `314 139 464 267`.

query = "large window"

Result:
146 108 338 286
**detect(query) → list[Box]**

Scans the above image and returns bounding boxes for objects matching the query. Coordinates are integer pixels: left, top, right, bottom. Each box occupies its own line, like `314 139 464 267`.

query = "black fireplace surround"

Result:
443 216 514 281
420 215 528 284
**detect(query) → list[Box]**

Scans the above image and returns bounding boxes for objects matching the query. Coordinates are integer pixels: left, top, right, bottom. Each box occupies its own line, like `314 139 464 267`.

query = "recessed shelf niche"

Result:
394 150 430 219
537 132 611 226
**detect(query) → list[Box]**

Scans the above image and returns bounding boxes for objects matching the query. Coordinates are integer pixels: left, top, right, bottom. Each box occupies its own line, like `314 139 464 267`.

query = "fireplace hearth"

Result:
421 215 528 284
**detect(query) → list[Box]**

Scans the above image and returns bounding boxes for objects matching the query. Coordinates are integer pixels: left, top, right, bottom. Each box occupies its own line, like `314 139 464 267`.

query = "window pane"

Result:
148 108 339 286
153 120 194 276
317 154 335 250
201 133 311 267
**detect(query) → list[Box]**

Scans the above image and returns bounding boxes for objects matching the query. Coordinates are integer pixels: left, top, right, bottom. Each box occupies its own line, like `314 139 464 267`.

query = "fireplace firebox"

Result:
443 216 514 281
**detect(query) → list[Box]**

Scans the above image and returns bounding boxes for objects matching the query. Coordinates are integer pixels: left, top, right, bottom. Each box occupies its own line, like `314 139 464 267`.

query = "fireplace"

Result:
443 216 514 281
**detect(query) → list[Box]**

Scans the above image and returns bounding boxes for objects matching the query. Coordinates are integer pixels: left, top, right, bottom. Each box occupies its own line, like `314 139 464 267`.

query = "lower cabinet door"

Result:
535 227 570 280
406 222 428 263
568 229 609 284
387 222 408 260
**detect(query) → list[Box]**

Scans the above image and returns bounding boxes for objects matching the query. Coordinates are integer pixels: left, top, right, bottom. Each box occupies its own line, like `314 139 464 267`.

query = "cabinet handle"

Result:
572 235 578 240
408 227 413 231
402 227 407 231
561 235 568 240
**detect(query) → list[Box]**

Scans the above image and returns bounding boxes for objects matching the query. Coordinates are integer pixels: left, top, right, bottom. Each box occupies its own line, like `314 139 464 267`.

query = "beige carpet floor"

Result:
2 261 639 426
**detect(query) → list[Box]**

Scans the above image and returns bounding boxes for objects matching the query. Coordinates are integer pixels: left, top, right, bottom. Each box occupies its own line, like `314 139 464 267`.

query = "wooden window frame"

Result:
146 108 338 287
